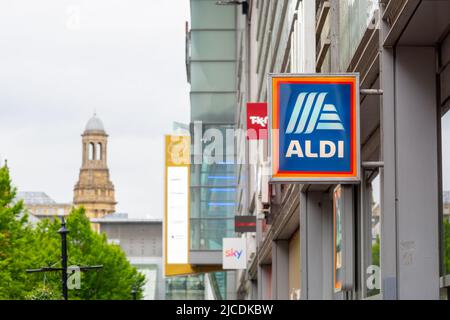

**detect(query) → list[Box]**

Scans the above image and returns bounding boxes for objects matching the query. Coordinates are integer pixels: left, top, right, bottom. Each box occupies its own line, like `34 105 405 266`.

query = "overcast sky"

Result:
0 2 449 221
0 1 190 219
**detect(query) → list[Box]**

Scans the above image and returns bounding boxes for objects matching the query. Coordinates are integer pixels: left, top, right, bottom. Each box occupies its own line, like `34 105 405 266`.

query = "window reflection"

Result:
442 112 450 276
364 171 381 298
165 275 205 300
338 0 379 70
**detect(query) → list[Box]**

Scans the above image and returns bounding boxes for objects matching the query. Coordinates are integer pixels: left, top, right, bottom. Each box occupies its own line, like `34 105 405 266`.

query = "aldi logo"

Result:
269 75 360 183
285 92 344 135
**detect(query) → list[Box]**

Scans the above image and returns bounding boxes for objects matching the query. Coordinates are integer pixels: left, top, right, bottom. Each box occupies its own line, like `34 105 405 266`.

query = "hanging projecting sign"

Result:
235 215 257 233
269 74 360 183
223 238 247 270
247 102 268 140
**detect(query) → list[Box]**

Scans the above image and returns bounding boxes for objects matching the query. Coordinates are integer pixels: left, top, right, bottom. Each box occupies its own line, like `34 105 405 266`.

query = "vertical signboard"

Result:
165 135 222 276
247 102 268 140
269 74 360 183
165 135 192 276
223 238 247 270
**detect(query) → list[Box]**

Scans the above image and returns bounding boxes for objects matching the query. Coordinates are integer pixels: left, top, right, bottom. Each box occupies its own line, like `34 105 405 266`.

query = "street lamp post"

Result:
131 286 137 300
58 217 69 300
27 216 103 300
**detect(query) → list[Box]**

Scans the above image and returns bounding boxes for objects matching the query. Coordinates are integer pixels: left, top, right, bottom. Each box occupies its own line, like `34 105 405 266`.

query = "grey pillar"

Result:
272 240 289 300
380 37 399 301
394 47 440 299
381 44 440 300
251 280 258 300
258 264 272 300
300 191 333 300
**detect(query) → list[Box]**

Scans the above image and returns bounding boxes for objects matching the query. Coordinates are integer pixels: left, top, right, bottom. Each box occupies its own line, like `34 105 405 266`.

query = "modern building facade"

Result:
186 0 237 273
180 0 449 301
226 0 449 300
73 114 117 223
92 213 165 300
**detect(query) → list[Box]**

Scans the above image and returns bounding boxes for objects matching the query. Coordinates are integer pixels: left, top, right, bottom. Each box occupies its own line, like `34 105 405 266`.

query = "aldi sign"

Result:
269 74 360 183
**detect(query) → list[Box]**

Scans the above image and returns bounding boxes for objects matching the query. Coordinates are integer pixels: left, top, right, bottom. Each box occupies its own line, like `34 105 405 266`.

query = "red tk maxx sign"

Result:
247 102 268 140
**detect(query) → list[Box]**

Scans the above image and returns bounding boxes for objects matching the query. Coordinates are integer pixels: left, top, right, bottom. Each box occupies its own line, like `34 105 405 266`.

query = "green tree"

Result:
0 165 38 299
28 208 146 300
372 235 380 267
0 165 145 300
444 218 450 274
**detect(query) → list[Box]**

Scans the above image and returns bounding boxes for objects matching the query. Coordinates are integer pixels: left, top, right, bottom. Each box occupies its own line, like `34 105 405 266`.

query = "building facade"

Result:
73 114 116 221
180 0 449 300
228 0 449 300
186 0 238 265
184 0 239 300
15 191 72 220
92 213 165 300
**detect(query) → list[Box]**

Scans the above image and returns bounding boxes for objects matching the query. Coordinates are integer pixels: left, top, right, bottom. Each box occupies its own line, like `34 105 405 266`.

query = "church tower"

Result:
74 114 116 220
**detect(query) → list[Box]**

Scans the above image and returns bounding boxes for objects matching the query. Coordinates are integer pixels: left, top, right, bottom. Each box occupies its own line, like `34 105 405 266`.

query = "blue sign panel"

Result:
270 75 360 183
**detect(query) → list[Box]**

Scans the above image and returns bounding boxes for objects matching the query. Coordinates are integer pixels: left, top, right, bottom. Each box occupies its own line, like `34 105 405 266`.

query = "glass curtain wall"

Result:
361 171 381 299
165 275 205 300
338 0 378 70
190 124 237 250
188 0 237 252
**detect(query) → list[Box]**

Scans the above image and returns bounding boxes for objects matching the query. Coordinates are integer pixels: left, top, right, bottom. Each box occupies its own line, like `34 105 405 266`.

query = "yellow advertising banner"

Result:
164 135 221 277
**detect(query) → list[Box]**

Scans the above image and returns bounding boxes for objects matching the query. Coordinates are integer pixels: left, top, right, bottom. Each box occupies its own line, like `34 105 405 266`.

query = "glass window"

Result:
190 164 236 187
165 275 205 300
191 31 236 61
190 93 236 123
190 0 235 30
362 170 381 298
190 187 236 219
442 111 450 276
209 272 227 300
190 62 236 92
338 0 378 70
190 218 234 250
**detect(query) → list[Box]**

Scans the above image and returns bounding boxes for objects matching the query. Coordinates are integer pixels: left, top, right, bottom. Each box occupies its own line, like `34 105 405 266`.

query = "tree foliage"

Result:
0 165 145 300
445 218 450 275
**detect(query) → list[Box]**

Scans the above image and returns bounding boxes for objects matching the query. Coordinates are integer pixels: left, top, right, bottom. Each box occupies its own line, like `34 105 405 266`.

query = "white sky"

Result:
0 1 190 219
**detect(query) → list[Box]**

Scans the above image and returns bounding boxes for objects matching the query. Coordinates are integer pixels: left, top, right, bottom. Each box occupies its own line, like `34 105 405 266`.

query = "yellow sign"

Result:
164 135 220 276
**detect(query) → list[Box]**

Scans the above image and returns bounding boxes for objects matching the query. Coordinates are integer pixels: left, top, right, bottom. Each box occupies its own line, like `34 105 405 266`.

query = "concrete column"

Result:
381 44 440 300
300 191 333 300
251 280 258 300
258 264 272 300
272 240 289 300
102 140 107 165
394 47 440 299
82 142 87 166
380 27 399 301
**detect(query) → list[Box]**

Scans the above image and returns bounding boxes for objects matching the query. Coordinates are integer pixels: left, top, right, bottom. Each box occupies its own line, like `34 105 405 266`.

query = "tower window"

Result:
96 143 102 161
89 142 95 160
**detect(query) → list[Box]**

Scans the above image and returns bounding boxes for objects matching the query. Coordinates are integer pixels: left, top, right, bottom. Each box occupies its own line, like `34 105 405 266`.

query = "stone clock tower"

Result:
74 114 116 220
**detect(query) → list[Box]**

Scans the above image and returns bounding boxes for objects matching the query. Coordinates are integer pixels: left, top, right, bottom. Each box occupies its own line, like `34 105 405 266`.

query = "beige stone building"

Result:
73 114 116 221
16 192 72 221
